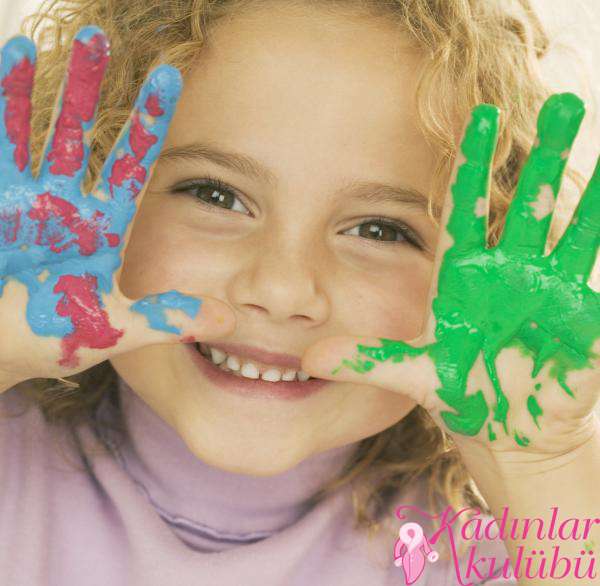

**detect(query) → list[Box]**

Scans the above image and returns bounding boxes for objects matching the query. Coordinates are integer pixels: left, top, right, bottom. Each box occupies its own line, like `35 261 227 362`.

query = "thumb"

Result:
106 288 235 356
301 335 440 408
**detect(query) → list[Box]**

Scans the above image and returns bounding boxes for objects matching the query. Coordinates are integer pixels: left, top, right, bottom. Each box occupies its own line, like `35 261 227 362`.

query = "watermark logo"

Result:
393 521 439 585
391 505 598 585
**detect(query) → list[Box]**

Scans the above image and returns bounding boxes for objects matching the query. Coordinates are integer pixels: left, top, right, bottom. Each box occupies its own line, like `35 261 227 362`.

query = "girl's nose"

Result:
227 233 330 326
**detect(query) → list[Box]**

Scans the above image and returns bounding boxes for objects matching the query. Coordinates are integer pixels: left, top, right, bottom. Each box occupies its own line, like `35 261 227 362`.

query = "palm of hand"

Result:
428 236 599 444
332 95 600 449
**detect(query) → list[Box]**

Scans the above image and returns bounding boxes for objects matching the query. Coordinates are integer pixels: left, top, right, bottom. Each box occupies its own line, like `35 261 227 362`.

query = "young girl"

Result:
0 0 598 584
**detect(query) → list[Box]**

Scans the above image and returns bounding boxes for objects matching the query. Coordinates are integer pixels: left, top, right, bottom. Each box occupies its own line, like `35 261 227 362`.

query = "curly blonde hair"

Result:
10 0 583 545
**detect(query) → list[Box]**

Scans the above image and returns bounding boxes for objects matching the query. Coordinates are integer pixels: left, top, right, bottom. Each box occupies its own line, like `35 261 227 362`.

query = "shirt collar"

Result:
94 374 360 541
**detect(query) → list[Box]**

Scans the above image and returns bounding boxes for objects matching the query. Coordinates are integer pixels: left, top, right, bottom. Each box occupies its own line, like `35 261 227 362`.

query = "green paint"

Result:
514 431 530 447
487 422 497 442
556 374 575 398
332 357 374 375
332 93 600 447
534 383 542 391
526 394 543 429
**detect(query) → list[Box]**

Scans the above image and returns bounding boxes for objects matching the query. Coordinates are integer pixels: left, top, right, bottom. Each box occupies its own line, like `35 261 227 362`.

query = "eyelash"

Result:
172 176 424 249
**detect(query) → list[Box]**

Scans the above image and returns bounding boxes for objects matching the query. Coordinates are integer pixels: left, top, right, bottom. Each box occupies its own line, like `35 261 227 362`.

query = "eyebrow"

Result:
160 142 278 185
333 179 437 215
159 142 437 215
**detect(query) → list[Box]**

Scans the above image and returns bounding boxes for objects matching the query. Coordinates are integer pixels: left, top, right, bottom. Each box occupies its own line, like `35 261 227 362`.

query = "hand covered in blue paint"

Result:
302 93 600 457
0 27 234 388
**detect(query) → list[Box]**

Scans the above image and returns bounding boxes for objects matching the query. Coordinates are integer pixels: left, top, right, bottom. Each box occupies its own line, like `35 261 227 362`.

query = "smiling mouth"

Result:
194 342 314 383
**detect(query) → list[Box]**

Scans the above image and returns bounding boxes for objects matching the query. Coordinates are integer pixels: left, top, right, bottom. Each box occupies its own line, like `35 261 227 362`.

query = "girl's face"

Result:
110 5 441 475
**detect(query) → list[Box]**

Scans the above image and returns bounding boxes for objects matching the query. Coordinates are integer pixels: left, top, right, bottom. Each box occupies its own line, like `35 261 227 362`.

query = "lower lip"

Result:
185 344 331 400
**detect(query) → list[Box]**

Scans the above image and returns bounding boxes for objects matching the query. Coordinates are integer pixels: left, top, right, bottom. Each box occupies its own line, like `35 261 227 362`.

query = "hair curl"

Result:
9 0 585 551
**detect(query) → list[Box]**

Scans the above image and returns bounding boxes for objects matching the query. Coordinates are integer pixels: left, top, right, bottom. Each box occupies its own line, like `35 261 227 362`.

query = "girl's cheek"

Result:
149 243 231 288
118 233 204 298
334 259 432 339
119 197 238 295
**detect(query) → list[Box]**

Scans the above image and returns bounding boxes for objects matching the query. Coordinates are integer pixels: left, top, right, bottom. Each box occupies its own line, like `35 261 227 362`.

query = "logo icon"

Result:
393 521 440 585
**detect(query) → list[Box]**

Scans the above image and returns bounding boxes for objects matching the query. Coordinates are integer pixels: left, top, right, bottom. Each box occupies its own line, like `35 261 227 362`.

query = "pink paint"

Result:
1 57 34 171
46 34 108 176
129 112 158 163
107 153 146 197
28 192 107 256
107 112 158 199
145 93 164 117
54 273 123 367
180 335 196 343
104 232 120 247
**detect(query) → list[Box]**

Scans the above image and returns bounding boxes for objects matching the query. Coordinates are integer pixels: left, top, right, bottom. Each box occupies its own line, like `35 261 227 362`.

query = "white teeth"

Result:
261 368 282 382
240 362 260 379
211 348 227 364
200 345 313 383
226 355 241 371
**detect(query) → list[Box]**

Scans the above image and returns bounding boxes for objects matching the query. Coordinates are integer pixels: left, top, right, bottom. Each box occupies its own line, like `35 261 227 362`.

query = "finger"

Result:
54 286 235 370
498 93 585 256
89 63 182 266
445 103 500 255
550 155 600 282
419 103 499 343
301 335 439 407
119 290 235 347
0 35 36 181
38 26 109 187
113 291 235 365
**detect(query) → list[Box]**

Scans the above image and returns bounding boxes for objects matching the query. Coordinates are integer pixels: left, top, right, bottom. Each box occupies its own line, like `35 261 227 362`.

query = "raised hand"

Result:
302 93 600 453
0 26 233 385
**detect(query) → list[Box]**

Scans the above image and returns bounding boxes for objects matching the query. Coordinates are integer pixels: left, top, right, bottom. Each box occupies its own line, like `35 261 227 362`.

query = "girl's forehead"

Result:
192 4 421 83
155 6 439 211
167 11 431 167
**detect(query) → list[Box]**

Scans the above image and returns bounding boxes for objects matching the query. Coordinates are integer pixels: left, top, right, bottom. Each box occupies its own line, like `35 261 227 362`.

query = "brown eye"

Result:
173 178 249 214
343 218 423 249
358 221 402 242
196 185 236 209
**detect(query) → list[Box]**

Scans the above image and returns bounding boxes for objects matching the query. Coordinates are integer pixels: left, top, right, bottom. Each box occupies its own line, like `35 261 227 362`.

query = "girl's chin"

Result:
174 409 319 476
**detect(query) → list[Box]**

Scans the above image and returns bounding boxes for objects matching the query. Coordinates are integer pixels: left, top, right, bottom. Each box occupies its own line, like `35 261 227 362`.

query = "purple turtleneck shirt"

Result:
0 374 516 585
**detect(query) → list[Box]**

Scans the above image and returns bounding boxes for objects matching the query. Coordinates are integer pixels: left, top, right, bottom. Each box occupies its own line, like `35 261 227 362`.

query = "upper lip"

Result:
206 342 303 370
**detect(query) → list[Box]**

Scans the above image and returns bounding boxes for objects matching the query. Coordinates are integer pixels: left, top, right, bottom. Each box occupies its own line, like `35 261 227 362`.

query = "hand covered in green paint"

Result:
302 93 600 456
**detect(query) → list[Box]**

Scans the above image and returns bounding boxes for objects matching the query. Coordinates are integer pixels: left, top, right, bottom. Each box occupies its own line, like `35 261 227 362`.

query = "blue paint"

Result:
130 290 202 334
